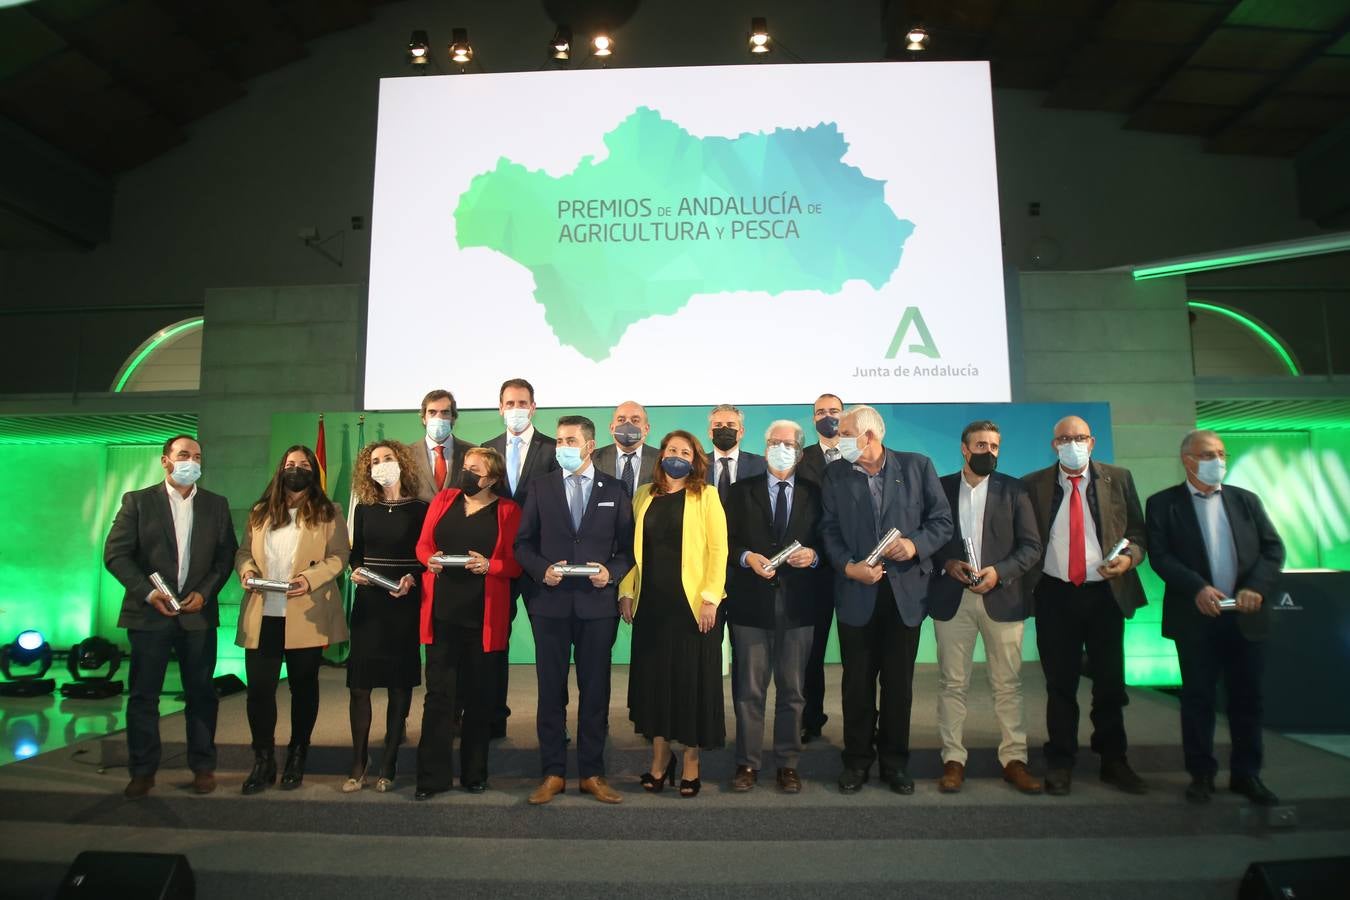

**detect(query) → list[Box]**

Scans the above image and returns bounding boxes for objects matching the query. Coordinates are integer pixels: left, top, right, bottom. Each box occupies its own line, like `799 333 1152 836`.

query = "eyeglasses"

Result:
766 440 800 450
1187 451 1227 461
1052 435 1091 446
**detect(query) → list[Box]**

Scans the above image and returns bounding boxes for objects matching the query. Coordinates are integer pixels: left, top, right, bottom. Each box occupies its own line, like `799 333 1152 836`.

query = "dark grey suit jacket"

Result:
412 435 476 501
797 442 839 488
592 442 658 493
104 482 238 631
928 471 1042 622
706 450 767 486
484 428 559 513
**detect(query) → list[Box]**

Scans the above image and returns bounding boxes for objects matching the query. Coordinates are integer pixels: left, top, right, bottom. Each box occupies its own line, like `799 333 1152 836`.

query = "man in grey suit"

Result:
820 405 952 795
928 420 1043 795
706 403 767 506
412 388 476 501
591 400 658 497
1023 415 1149 797
104 435 238 799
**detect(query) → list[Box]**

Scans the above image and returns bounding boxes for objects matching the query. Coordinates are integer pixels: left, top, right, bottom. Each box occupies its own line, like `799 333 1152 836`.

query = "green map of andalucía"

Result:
454 106 915 361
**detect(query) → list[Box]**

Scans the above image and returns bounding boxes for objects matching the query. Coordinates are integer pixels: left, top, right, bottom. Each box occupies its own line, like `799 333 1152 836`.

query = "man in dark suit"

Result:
706 403 767 506
1023 415 1149 797
725 420 825 795
928 420 1043 795
796 392 844 741
591 400 658 497
1145 429 1284 806
820 405 952 795
103 435 238 799
483 377 559 737
413 388 476 500
514 415 634 805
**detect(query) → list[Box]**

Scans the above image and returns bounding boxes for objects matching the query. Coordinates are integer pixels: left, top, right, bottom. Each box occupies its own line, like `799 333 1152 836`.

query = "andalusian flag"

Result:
315 414 328 493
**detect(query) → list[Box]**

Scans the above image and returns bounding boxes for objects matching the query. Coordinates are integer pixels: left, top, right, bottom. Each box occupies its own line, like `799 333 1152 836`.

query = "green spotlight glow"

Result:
111 317 204 393
1188 300 1299 376
1133 233 1350 280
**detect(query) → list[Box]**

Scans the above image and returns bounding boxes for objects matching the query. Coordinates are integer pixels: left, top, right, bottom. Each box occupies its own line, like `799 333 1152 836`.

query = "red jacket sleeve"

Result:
416 489 459 565
487 499 523 579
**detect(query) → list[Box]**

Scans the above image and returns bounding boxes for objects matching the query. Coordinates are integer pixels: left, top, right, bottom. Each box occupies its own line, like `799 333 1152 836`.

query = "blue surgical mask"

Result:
1196 457 1226 487
815 416 839 438
836 436 862 464
504 408 531 434
612 422 643 448
425 418 452 442
555 446 584 473
170 461 201 487
1057 440 1091 471
766 444 798 473
660 456 692 479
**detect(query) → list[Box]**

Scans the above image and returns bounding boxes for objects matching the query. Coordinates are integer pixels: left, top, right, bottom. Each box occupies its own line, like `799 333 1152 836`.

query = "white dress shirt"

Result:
424 434 456 485
614 443 644 478
262 509 301 617
507 424 536 483
1044 465 1105 583
564 463 595 520
151 481 196 602
713 446 741 483
958 474 989 571
1189 483 1238 597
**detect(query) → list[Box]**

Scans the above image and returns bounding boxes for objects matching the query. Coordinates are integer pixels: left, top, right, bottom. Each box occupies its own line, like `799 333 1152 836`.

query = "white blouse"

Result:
262 509 301 617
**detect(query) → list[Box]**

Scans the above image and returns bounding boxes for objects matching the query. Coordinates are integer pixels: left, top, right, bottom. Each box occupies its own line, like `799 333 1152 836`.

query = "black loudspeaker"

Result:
56 851 194 899
1238 856 1349 899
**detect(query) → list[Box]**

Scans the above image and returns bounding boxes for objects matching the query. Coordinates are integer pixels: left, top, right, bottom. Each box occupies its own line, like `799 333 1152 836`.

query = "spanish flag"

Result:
315 414 328 494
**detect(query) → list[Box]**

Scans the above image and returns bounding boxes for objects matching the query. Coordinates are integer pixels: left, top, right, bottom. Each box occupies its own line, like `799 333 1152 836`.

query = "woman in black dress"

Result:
620 430 729 797
345 440 427 793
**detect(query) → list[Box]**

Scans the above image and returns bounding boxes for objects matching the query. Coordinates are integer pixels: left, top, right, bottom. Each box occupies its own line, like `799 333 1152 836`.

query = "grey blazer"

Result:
412 435 476 501
593 442 659 493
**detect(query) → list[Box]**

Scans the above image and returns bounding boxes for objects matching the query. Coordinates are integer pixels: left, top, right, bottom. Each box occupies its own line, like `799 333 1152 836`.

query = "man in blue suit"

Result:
820 405 953 795
515 415 634 805
706 403 768 505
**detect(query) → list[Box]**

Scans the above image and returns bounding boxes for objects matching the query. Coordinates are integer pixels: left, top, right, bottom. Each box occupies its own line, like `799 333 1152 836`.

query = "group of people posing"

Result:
104 383 1285 809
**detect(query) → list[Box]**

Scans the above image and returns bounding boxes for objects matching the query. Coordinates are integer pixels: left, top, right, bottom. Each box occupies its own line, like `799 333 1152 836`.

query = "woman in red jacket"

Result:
413 446 521 799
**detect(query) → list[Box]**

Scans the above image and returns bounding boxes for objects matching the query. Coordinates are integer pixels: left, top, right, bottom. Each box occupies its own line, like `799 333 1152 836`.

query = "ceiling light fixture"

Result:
450 27 473 66
906 26 929 52
407 30 430 65
551 26 572 61
592 32 613 57
749 17 772 54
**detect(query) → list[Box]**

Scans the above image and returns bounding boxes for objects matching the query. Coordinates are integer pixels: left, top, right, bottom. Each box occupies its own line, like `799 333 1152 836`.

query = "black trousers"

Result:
1175 613 1264 779
837 580 922 775
244 616 323 751
802 584 837 732
1034 577 1128 769
419 621 502 789
531 614 618 778
126 625 218 776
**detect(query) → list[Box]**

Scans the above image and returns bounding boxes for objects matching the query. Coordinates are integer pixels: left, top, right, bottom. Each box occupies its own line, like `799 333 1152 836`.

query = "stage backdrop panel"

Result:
365 62 1008 409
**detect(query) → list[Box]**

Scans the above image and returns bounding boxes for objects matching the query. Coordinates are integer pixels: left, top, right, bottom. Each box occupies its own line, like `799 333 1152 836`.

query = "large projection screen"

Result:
365 62 1008 409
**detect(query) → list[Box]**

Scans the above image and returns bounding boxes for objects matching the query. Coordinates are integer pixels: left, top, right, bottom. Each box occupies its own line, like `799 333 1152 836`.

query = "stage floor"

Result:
2 663 1348 899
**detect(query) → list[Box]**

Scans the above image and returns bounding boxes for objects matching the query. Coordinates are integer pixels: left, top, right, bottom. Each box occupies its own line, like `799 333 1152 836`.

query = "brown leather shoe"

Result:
191 771 216 795
124 775 154 799
938 761 965 793
1003 760 1044 795
579 776 623 804
731 765 758 793
776 768 802 794
528 775 566 805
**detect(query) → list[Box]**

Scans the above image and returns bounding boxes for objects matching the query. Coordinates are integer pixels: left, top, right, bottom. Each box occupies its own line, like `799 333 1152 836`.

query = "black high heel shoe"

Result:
640 757 676 793
679 776 702 798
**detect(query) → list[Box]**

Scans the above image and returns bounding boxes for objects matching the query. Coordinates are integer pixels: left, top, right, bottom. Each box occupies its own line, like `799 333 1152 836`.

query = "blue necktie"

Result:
621 453 637 498
569 474 585 530
507 436 522 495
773 480 789 542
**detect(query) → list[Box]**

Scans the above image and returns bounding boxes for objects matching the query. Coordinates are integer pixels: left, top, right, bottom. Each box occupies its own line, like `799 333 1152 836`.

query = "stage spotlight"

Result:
592 32 613 57
60 637 124 700
551 26 572 61
408 30 430 65
0 630 55 697
749 17 772 54
449 27 473 65
906 26 929 52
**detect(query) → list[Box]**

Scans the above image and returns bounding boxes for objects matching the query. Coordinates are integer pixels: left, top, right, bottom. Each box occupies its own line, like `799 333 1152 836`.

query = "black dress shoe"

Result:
414 788 439 801
884 770 915 795
464 781 488 794
489 721 507 741
1185 773 1215 804
1045 768 1072 796
801 725 823 744
1099 757 1147 795
1230 775 1279 806
837 768 868 794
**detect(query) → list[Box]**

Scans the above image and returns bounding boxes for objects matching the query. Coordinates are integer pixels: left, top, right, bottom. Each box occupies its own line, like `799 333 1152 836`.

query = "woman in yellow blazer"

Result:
235 444 349 795
619 429 728 797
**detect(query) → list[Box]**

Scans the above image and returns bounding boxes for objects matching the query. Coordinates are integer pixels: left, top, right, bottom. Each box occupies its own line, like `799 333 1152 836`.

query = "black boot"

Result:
242 747 276 795
279 742 308 790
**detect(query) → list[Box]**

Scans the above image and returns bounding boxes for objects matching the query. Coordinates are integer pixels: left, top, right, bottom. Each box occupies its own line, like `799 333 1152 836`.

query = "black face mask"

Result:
458 469 487 497
282 468 313 492
968 452 997 477
612 422 643 448
815 416 839 438
711 427 739 452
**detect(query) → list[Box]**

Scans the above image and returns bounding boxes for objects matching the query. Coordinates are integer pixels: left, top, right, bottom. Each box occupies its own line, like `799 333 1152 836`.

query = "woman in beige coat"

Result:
235 444 349 794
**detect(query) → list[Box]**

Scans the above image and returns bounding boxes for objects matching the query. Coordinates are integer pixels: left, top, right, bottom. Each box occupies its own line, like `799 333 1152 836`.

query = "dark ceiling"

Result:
0 0 1347 178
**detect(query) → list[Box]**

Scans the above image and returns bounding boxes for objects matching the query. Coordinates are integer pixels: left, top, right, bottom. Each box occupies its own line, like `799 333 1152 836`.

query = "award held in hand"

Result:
1104 538 1131 564
429 554 472 567
763 540 804 573
244 576 295 593
148 572 182 612
552 564 602 577
353 567 403 593
865 528 902 567
962 537 983 586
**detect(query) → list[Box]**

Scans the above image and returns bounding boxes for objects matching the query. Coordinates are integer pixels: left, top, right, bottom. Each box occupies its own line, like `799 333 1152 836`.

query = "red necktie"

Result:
1067 475 1086 586
434 445 447 489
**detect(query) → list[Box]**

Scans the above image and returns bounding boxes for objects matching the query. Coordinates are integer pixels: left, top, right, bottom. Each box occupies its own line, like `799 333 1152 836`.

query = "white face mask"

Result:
371 461 400 487
766 443 798 473
503 408 531 434
425 418 452 442
170 460 201 487
836 436 862 464
1195 457 1226 487
1057 440 1091 471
